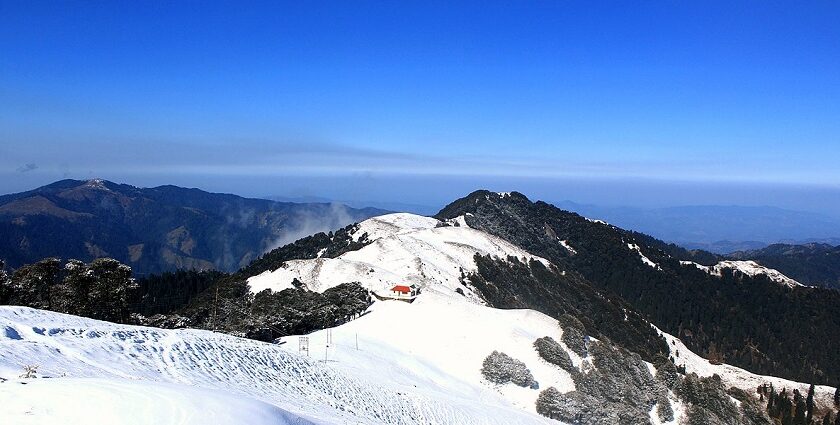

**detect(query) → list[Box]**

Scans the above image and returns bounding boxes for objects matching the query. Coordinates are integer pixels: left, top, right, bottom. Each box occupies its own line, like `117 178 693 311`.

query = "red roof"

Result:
391 285 411 293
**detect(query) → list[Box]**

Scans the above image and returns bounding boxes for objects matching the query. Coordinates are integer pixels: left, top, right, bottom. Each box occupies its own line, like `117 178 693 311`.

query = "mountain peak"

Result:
434 189 532 220
82 178 113 191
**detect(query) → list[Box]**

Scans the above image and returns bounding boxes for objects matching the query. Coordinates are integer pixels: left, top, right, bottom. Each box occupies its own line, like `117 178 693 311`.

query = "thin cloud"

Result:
16 163 37 173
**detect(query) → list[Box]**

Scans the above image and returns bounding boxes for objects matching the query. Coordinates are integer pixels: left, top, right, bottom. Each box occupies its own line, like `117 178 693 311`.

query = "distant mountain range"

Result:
0 179 387 275
553 201 840 253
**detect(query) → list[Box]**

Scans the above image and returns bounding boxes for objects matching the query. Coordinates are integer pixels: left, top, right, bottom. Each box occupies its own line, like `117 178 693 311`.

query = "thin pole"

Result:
211 285 219 332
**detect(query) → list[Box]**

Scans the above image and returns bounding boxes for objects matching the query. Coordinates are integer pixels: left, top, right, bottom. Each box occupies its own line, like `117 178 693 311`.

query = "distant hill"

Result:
553 201 840 253
0 179 387 275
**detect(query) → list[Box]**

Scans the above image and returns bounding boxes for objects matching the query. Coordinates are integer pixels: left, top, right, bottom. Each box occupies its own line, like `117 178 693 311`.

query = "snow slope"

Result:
655 324 836 407
2 378 311 425
2 294 837 424
279 292 576 413
248 213 550 303
0 305 557 425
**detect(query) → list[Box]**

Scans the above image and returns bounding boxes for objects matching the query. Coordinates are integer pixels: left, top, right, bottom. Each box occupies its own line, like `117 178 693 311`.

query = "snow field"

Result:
0 305 560 424
1 378 314 425
281 292 576 414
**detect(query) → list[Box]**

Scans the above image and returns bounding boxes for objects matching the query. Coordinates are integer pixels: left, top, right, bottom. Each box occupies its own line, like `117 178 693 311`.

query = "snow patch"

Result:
558 240 577 255
585 217 608 225
628 243 661 270
446 215 471 228
679 260 710 272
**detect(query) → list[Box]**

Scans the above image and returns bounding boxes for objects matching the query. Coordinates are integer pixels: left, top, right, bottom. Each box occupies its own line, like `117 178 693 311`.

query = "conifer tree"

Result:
0 260 9 304
822 413 832 425
835 386 839 406
61 259 96 316
807 384 815 424
794 398 807 425
87 258 137 322
9 258 60 309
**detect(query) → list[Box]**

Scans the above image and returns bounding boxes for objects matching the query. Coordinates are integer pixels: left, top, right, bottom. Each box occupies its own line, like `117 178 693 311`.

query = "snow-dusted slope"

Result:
0 305 556 425
248 213 550 302
680 260 804 288
656 325 836 407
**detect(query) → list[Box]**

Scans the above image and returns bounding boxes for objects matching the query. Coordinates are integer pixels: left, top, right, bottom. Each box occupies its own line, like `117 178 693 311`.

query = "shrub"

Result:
559 314 588 357
481 350 535 388
534 336 576 372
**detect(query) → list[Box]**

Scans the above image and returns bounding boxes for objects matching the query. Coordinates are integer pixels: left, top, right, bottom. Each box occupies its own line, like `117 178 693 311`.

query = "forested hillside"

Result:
0 179 385 275
437 190 840 385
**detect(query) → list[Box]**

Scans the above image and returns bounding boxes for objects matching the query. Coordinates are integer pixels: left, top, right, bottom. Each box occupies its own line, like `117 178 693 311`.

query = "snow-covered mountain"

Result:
3 191 840 424
247 213 548 303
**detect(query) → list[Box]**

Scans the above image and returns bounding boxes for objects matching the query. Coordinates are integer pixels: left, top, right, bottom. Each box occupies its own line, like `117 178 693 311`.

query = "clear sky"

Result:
2 1 839 213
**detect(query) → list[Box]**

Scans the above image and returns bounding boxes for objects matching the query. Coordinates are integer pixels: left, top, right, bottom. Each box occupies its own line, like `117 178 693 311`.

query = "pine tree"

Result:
794 398 807 425
61 259 96 316
835 386 839 406
88 258 137 322
9 258 61 309
0 260 10 304
806 384 815 424
822 413 832 425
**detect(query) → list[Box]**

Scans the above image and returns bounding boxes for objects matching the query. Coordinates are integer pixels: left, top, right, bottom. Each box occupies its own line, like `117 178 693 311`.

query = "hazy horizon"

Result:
3 2 839 215
6 175 840 222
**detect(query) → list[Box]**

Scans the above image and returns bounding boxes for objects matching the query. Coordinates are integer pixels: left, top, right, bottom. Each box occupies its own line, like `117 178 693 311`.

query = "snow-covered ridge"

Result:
680 260 804 288
350 213 440 242
248 213 551 303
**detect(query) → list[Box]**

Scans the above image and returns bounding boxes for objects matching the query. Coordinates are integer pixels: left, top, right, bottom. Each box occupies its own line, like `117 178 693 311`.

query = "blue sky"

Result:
2 1 839 213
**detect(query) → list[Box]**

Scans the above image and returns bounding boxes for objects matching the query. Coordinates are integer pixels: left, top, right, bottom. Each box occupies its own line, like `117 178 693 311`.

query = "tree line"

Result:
0 258 136 323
